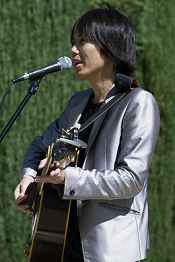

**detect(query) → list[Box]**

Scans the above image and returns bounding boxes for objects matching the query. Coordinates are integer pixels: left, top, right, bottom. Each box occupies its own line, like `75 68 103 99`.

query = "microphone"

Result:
12 56 72 83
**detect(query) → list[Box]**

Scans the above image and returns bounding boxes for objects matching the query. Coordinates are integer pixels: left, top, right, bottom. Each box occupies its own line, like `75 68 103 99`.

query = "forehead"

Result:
71 20 89 42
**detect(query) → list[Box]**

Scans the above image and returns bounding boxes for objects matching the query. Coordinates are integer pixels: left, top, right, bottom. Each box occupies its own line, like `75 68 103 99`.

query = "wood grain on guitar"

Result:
23 125 86 262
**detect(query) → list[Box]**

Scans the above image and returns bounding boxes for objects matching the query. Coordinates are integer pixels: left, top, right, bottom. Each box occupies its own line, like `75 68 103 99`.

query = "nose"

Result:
71 44 79 58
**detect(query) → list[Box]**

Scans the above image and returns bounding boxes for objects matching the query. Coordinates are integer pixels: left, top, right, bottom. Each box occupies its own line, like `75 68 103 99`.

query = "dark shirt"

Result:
63 97 102 262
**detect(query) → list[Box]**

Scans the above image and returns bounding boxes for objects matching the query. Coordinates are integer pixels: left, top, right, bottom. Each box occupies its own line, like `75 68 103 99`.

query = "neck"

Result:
90 78 114 103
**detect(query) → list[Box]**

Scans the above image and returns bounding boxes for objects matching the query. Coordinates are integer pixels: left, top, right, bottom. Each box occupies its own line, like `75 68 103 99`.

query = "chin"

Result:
76 73 89 82
75 69 93 81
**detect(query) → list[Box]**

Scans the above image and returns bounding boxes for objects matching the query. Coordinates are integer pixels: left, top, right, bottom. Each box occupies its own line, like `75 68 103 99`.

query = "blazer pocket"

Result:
99 202 140 215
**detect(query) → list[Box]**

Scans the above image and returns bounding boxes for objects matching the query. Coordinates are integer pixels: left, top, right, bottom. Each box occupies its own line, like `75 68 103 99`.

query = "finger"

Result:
14 184 28 203
50 166 66 177
15 194 28 204
13 184 21 200
38 158 48 169
35 175 53 183
17 203 28 210
54 161 60 168
17 203 29 211
17 204 33 213
49 169 65 184
26 206 34 213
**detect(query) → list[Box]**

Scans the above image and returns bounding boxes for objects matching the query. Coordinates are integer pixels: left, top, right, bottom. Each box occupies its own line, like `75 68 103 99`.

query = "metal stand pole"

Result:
0 77 43 143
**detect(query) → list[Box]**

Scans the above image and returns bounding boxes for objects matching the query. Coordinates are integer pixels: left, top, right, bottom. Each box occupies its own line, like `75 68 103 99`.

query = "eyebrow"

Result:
72 34 83 39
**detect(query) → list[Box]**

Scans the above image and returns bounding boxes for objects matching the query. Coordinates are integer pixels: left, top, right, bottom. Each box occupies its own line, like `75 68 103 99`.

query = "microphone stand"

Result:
0 77 43 143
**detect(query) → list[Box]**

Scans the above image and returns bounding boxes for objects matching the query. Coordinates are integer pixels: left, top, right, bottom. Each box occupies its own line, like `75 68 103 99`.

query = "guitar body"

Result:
28 183 71 262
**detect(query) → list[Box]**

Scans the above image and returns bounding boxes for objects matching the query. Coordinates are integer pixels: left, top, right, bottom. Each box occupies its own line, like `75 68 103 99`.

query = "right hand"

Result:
13 174 36 213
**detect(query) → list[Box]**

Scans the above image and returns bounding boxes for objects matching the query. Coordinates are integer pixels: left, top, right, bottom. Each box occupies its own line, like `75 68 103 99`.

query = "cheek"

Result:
83 45 105 67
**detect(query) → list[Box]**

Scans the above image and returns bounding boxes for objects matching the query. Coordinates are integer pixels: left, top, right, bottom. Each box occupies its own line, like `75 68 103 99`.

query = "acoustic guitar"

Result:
23 125 87 262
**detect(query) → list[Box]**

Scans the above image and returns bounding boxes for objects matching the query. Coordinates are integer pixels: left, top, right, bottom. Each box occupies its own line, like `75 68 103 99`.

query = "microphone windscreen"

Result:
58 56 72 71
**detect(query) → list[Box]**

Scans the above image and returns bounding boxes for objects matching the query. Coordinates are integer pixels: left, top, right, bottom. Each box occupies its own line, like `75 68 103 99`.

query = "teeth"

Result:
74 61 81 66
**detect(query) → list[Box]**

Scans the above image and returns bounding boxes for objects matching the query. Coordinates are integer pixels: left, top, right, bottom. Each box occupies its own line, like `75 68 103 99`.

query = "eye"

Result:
80 37 85 43
71 35 87 47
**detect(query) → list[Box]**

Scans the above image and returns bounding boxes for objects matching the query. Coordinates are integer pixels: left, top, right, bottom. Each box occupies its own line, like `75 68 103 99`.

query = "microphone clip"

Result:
28 76 44 95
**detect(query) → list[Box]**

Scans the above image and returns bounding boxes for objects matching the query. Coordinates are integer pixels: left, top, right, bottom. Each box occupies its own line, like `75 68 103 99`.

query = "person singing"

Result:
14 8 160 262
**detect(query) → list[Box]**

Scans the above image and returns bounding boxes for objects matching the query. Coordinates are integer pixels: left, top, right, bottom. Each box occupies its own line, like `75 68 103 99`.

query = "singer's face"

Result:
71 33 114 84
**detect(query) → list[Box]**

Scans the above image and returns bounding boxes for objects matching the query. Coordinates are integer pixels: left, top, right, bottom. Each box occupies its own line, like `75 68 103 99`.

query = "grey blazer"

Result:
20 86 160 262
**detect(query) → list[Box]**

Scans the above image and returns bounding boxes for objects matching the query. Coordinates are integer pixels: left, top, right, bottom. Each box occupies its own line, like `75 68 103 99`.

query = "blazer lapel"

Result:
85 88 123 155
68 89 93 129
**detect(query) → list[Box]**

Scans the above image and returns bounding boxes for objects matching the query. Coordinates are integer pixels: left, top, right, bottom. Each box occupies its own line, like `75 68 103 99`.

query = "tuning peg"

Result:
23 250 29 257
70 154 76 162
66 157 70 165
25 240 30 248
60 160 66 168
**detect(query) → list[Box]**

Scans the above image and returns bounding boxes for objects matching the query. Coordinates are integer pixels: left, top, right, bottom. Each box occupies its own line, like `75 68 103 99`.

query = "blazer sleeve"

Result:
19 103 70 180
19 88 92 181
63 89 160 200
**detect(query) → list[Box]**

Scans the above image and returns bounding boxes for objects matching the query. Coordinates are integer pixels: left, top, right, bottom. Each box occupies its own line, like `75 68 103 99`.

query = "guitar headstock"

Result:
52 124 87 168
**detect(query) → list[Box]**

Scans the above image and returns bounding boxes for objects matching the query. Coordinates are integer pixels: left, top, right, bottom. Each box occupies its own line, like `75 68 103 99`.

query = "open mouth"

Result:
74 61 82 66
72 58 83 67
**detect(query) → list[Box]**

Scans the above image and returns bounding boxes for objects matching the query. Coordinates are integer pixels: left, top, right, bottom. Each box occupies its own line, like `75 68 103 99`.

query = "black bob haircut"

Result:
71 9 136 77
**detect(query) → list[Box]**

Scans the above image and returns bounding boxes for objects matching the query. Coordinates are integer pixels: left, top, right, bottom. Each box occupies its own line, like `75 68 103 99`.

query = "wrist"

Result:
22 174 35 182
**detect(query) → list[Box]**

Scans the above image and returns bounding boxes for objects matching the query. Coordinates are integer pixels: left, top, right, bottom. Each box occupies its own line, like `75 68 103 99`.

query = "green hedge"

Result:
0 0 175 261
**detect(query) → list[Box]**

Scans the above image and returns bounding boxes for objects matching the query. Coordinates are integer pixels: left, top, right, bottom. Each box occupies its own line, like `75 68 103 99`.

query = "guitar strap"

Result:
79 73 139 132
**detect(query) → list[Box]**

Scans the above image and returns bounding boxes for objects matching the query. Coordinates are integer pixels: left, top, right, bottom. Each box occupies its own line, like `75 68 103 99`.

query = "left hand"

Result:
35 158 66 184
